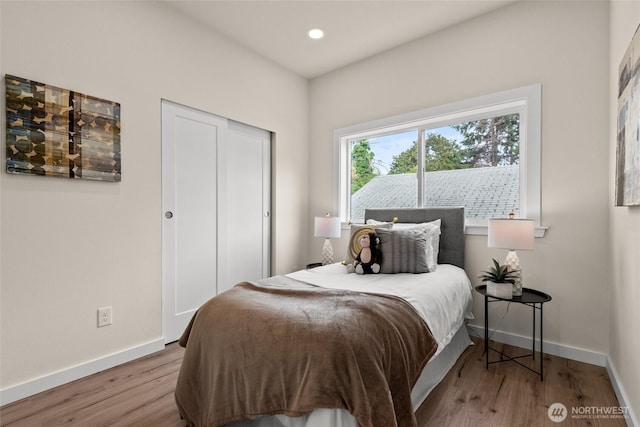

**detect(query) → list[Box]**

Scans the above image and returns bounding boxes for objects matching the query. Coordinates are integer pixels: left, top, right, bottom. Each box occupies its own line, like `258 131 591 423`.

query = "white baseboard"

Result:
606 359 639 427
0 338 165 406
466 324 607 366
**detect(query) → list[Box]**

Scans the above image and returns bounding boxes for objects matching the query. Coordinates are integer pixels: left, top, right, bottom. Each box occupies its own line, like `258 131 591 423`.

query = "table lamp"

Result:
314 214 341 265
488 214 535 296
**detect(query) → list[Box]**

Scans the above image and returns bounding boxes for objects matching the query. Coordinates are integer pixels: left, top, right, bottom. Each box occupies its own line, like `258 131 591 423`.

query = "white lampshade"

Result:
314 216 341 239
488 218 535 250
488 216 535 297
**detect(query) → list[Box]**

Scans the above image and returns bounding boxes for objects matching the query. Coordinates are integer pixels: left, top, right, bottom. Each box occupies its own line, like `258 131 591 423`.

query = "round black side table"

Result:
475 285 552 381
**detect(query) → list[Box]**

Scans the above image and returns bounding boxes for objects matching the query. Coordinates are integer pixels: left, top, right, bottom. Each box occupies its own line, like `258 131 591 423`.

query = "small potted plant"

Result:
479 259 519 299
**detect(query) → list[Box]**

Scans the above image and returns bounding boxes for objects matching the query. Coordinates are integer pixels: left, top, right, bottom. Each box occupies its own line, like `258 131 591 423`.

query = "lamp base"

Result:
504 250 523 296
321 238 334 265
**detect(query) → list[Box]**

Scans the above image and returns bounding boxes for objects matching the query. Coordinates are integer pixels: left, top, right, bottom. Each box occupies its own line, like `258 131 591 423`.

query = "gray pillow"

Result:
376 228 430 274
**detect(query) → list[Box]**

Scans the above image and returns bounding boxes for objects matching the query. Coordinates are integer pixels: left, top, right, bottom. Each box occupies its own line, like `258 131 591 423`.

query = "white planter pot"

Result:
486 281 513 299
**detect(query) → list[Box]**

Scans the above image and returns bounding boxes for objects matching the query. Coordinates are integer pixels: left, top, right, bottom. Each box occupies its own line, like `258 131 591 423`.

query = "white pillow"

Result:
366 219 393 226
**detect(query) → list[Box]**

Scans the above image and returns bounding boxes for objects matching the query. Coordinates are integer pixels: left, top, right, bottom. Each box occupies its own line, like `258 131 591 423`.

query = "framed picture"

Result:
5 75 121 181
616 26 640 206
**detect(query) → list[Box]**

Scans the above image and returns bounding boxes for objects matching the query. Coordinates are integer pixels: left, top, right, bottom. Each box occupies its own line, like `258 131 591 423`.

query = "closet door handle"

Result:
165 211 174 219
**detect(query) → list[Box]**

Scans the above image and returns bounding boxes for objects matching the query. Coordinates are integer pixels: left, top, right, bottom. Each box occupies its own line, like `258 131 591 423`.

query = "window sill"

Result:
465 224 548 238
341 222 548 238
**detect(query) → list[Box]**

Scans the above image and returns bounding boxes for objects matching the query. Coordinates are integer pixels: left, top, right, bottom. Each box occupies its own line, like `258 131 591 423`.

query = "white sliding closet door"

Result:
161 101 270 343
217 120 271 294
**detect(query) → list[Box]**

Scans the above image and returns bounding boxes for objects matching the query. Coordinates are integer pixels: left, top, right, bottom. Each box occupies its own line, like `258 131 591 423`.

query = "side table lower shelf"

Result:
475 285 552 381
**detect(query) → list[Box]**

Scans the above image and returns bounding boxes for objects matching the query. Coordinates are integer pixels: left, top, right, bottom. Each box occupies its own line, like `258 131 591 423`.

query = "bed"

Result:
175 207 473 427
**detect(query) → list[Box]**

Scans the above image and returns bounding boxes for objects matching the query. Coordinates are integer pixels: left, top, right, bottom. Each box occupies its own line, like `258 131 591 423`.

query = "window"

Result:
334 84 542 235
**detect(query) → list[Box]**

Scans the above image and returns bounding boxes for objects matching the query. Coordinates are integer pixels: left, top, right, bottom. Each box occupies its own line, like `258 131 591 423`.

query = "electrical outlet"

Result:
97 306 112 327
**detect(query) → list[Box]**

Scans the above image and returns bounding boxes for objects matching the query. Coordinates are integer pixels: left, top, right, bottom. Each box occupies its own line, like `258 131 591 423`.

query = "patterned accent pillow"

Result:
345 223 391 264
391 220 441 272
376 228 430 274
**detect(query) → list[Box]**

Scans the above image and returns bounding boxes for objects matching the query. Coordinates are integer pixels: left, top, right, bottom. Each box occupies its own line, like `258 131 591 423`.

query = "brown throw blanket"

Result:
175 281 437 427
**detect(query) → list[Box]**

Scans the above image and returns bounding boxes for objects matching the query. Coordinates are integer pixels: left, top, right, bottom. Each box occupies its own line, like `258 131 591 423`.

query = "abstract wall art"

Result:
617 26 640 206
5 75 121 181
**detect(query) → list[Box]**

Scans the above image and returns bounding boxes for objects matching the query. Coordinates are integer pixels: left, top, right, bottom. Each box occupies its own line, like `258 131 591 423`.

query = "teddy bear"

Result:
348 232 382 274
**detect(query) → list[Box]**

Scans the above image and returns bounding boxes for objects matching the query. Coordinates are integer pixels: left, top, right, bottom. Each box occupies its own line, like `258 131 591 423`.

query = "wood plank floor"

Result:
416 338 627 427
1 336 627 426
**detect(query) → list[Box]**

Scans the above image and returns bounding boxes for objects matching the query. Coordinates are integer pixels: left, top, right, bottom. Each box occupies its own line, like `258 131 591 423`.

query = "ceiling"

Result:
165 1 516 79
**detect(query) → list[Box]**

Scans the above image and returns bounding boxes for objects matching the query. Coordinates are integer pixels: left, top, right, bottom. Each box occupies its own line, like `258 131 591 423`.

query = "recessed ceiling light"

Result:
308 28 324 40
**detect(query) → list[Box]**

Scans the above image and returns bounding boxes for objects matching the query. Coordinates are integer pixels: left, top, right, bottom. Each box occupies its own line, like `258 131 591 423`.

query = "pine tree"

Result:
453 114 519 167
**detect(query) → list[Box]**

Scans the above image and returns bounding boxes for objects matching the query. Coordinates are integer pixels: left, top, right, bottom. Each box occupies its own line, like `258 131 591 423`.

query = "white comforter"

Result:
287 263 473 356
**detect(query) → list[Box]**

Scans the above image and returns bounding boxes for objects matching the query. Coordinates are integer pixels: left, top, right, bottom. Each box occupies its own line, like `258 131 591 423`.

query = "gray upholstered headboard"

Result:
364 207 465 269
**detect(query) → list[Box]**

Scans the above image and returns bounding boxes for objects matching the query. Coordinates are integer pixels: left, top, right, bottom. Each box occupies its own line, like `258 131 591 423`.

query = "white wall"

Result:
0 1 309 396
609 1 640 419
310 1 610 356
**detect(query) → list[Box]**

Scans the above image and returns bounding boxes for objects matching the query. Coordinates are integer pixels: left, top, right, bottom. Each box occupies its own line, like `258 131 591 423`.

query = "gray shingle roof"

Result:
351 165 519 222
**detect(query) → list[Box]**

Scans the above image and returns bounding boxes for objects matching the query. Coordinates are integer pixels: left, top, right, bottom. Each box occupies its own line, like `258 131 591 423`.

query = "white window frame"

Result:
333 84 546 237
